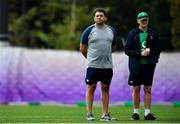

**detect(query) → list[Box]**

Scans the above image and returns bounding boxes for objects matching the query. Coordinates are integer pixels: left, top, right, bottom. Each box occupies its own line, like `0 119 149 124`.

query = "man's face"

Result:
94 11 107 25
137 19 149 28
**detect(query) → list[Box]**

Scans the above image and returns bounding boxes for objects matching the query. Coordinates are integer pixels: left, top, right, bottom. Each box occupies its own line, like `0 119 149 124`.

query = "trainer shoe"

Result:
130 113 140 120
144 113 157 120
100 113 112 121
86 112 95 121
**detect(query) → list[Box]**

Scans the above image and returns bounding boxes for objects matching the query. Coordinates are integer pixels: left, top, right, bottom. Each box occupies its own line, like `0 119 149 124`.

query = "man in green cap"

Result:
124 11 161 120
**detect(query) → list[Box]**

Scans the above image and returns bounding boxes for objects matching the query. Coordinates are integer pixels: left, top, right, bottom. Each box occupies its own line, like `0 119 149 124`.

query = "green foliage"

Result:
170 0 180 49
9 1 71 49
9 0 175 50
9 1 93 50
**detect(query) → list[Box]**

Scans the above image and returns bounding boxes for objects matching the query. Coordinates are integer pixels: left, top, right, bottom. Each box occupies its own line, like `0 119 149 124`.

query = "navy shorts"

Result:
128 64 156 86
85 67 113 86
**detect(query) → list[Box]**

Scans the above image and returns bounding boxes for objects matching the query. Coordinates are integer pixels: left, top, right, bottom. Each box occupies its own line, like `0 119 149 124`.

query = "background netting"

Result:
0 47 180 104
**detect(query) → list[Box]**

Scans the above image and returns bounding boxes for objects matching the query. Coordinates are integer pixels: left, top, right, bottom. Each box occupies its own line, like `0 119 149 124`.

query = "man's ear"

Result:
137 19 140 24
105 17 107 21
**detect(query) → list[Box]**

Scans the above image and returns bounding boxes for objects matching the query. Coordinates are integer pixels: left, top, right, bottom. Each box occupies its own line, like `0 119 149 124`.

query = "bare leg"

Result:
101 82 110 115
132 86 141 110
144 86 151 109
86 84 97 113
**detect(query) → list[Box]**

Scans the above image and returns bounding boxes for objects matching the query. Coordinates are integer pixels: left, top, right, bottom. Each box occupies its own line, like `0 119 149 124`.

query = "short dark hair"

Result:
94 8 107 17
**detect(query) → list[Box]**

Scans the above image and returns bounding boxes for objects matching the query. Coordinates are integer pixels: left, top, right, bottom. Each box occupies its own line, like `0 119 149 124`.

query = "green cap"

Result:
137 12 149 21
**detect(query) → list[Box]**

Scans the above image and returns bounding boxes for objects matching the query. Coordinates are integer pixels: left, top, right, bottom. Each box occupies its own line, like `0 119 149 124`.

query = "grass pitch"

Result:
0 105 180 123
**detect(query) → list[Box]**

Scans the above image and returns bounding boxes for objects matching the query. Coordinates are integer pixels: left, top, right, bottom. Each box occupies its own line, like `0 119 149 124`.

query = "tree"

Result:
170 0 180 49
9 0 71 48
9 0 174 50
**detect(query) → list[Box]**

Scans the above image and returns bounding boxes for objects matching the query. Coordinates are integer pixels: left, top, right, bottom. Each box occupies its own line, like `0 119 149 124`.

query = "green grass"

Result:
0 105 180 123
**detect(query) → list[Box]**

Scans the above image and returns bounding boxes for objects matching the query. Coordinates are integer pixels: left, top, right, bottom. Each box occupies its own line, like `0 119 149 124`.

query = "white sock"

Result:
134 108 139 114
144 109 150 116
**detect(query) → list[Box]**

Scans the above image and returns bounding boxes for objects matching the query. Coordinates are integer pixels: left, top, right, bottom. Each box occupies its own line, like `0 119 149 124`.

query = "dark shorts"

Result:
85 67 113 86
128 64 156 86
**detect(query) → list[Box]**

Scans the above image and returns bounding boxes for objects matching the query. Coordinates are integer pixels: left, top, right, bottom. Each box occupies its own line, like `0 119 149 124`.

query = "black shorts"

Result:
128 64 156 86
85 67 113 86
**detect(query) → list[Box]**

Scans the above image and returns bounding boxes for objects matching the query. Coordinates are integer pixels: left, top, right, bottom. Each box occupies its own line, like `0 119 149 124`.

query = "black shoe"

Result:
144 113 157 120
130 113 140 120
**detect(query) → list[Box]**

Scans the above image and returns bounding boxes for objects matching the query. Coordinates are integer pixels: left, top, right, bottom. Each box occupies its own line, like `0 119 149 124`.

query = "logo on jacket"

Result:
150 36 153 40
